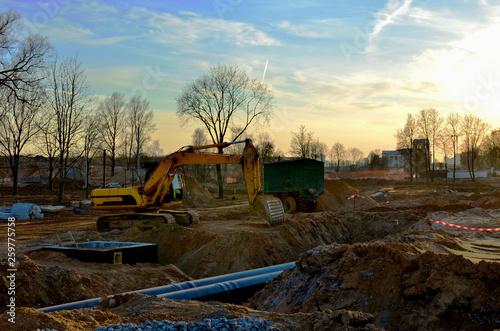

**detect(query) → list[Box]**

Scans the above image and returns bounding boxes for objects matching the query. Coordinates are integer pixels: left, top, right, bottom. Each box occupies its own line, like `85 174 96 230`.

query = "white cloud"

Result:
178 10 199 17
274 21 331 38
148 12 281 48
35 18 133 46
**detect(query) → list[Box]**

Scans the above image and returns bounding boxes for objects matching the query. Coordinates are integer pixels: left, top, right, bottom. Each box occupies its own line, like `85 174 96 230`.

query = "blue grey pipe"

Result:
38 262 295 313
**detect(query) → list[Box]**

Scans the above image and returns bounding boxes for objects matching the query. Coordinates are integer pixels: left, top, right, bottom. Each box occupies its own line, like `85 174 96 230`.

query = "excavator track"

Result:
96 213 176 231
96 210 200 231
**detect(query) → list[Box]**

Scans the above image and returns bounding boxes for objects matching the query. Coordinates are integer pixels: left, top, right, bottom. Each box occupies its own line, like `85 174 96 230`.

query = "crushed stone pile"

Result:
0 293 381 331
96 317 279 331
249 236 500 330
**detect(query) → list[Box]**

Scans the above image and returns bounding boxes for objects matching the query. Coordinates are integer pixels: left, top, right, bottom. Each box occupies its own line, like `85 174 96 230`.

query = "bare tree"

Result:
347 147 364 171
394 113 417 180
0 10 52 103
82 113 102 198
192 127 209 146
461 114 490 181
290 125 310 158
36 113 59 190
0 86 44 194
417 108 442 182
186 128 210 182
99 92 125 177
290 126 326 160
47 55 92 203
331 142 345 172
146 139 164 158
444 112 461 183
176 64 274 198
311 140 328 161
127 94 155 183
255 132 277 164
483 129 500 169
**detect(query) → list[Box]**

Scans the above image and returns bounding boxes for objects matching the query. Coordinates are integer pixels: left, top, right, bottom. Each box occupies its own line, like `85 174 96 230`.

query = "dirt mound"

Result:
182 175 215 206
249 238 500 330
317 180 372 212
117 224 220 266
0 253 190 311
479 197 500 209
118 213 351 279
176 214 351 278
0 294 381 331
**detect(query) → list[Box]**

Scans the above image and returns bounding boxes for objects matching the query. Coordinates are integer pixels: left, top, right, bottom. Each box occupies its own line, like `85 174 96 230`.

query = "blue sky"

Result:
6 0 500 157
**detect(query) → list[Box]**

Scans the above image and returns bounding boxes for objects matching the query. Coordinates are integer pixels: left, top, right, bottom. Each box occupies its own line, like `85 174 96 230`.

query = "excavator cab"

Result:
144 162 183 204
161 173 183 204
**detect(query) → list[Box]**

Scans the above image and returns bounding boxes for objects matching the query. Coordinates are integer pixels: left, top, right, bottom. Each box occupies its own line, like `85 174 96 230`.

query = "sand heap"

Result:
182 175 215 206
249 234 500 330
317 180 373 212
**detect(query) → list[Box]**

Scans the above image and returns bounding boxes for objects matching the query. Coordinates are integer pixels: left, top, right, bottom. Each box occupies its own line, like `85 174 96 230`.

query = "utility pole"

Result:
84 136 89 198
103 149 106 187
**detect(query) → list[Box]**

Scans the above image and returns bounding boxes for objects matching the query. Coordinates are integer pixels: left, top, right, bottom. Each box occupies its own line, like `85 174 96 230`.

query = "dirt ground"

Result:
0 177 499 330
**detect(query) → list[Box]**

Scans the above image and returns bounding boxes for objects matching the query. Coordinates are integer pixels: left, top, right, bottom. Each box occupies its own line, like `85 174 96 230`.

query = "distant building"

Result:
444 154 460 166
382 150 405 168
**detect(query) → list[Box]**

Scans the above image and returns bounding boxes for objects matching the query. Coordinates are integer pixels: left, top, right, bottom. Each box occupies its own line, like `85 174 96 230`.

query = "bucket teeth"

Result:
261 197 284 226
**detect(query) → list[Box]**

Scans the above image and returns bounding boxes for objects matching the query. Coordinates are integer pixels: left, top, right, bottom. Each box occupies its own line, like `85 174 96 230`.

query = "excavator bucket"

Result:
252 195 285 226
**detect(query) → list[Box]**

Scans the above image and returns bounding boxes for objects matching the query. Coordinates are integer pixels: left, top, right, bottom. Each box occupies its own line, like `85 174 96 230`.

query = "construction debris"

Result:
0 203 44 220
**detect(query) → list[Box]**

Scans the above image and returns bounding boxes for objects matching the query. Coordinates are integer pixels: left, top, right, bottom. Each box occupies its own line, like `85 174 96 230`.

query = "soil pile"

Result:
118 224 220 265
182 175 215 206
249 236 500 330
0 293 381 331
120 213 351 278
0 253 190 311
177 213 351 278
318 180 373 212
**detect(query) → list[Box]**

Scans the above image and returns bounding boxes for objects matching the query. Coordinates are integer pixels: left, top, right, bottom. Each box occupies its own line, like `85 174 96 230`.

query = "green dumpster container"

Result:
264 159 324 213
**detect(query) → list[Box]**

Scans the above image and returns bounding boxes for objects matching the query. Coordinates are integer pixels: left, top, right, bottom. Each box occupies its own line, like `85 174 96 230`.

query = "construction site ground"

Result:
1 178 500 330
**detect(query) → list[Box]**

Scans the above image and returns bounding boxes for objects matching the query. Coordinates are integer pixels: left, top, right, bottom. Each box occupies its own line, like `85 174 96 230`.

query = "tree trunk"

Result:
409 149 413 182
452 144 456 184
49 158 54 190
12 165 18 196
217 146 224 199
58 153 64 204
111 150 115 177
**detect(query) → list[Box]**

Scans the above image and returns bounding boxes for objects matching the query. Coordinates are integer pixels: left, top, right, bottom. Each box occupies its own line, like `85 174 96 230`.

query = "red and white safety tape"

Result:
425 218 500 232
347 193 500 232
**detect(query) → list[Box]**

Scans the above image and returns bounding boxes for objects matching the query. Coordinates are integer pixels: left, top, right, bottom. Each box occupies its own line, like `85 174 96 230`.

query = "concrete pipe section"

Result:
38 262 295 313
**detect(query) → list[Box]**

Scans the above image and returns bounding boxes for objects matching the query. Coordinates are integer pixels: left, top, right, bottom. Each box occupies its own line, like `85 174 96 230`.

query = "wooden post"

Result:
351 195 356 243
352 195 356 222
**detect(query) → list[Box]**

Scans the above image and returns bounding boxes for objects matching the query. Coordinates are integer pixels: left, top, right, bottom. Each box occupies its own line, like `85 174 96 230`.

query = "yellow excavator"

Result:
91 139 284 230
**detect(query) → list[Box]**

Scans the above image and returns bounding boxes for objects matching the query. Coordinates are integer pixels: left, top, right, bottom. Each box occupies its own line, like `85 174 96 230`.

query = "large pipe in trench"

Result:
38 262 295 313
